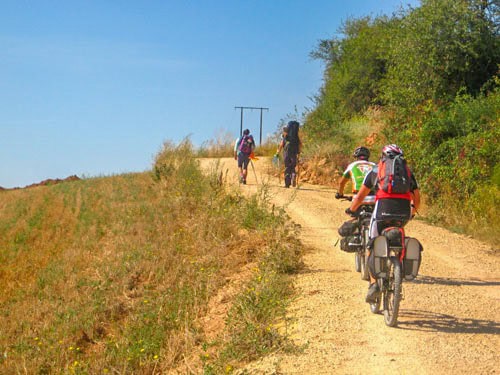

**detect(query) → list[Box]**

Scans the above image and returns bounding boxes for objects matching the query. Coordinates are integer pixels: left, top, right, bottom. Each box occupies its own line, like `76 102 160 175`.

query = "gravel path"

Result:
202 158 499 375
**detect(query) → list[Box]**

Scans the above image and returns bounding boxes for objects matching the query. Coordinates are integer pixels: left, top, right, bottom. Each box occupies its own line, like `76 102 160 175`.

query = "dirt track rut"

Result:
203 158 499 375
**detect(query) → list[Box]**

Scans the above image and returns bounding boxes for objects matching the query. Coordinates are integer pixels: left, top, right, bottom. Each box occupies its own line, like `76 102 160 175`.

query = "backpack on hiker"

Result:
284 121 300 154
238 134 254 155
377 154 411 194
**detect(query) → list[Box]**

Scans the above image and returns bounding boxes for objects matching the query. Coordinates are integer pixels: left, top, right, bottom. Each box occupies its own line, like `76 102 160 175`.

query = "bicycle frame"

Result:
340 196 374 280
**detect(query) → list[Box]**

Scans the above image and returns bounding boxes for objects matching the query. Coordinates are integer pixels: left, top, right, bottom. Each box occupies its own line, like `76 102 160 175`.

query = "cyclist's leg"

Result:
368 200 380 240
366 200 380 285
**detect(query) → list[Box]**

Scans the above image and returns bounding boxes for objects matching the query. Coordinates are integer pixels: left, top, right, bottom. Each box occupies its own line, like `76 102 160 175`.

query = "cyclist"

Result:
336 146 375 252
346 144 420 303
335 146 375 200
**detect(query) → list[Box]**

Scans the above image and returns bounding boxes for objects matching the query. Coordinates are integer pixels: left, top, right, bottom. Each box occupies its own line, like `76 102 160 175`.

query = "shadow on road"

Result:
298 267 351 275
294 187 335 193
397 309 500 334
411 275 500 287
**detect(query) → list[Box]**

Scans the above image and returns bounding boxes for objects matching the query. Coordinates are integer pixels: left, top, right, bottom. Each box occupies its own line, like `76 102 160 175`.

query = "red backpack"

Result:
377 155 411 194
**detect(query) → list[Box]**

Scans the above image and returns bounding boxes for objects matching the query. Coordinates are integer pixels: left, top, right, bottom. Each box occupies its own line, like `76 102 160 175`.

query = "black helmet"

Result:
353 146 370 160
288 120 299 127
243 129 250 135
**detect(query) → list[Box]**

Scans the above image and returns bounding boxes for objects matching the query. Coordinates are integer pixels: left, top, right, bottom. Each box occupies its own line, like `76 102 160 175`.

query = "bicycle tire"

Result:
355 252 361 272
360 228 370 280
383 257 402 327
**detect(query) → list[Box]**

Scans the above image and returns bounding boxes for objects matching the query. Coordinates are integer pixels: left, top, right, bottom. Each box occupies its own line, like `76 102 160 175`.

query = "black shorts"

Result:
373 198 411 233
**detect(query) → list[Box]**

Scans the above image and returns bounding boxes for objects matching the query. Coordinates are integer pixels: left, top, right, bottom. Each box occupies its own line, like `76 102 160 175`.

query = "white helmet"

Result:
382 144 403 158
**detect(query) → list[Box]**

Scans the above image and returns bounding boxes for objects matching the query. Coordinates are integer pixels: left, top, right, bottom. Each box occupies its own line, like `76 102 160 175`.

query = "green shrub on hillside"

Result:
303 0 499 242
390 89 499 239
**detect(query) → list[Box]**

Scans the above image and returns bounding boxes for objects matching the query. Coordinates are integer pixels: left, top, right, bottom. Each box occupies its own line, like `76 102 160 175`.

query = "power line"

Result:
234 106 269 145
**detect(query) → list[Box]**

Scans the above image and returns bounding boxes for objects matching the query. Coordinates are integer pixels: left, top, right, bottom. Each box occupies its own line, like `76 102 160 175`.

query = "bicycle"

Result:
368 221 423 327
337 195 374 281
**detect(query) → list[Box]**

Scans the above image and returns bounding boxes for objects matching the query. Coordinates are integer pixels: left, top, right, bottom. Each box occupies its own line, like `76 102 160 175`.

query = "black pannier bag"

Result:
340 235 361 253
338 221 356 237
338 220 360 253
403 237 423 280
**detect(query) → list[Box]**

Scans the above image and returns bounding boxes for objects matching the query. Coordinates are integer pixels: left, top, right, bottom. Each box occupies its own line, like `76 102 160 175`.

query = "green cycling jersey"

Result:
342 160 375 192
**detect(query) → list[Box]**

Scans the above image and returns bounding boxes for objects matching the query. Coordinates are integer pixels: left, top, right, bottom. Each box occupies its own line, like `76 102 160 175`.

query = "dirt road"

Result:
202 158 499 374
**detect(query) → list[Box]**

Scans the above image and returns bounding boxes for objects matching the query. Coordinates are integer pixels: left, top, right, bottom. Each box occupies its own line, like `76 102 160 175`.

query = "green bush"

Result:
392 89 499 240
303 0 499 243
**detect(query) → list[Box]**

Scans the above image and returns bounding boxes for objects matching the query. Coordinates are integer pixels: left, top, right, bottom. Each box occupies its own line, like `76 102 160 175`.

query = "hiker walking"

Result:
234 129 255 185
276 121 302 188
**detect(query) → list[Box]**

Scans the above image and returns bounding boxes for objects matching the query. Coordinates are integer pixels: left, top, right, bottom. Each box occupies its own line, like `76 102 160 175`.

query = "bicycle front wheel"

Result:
383 257 402 327
360 228 370 280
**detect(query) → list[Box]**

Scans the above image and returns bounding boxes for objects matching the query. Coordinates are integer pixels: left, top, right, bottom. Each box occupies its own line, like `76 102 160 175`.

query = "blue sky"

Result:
0 0 419 188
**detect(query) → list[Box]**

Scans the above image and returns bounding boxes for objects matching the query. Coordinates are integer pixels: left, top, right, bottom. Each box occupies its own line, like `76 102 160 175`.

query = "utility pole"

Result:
234 106 269 145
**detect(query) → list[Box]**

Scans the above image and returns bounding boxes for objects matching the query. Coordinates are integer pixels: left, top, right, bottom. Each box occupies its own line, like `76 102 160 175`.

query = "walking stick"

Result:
278 157 282 185
250 159 258 185
273 154 281 185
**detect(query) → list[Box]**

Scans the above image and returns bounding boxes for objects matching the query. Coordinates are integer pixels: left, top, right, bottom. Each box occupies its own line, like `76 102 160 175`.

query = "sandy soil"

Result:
200 157 499 375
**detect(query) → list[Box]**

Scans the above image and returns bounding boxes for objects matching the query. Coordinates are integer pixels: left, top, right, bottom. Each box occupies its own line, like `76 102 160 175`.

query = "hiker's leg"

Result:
242 157 250 183
284 152 292 187
289 153 298 186
290 153 297 173
237 154 245 182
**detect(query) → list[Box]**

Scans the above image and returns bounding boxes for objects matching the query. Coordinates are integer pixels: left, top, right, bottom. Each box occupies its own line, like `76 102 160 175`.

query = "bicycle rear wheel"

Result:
355 252 361 272
383 257 402 327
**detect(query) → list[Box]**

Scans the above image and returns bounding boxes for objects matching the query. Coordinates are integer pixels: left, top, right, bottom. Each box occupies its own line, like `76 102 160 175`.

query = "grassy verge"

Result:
0 140 302 373
202 195 303 374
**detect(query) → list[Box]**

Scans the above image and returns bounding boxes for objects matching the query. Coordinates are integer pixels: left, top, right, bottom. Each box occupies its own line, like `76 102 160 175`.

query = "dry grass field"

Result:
0 140 302 374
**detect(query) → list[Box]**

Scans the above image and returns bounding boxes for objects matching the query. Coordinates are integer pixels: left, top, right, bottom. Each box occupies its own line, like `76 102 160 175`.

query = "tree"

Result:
309 16 394 120
382 0 500 109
